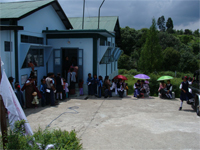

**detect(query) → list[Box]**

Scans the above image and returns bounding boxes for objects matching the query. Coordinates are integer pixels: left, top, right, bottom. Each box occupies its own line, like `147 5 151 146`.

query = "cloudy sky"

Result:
1 0 199 31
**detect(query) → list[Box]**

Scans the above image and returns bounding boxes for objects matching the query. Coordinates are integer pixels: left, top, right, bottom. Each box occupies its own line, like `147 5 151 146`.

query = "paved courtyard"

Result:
25 96 200 150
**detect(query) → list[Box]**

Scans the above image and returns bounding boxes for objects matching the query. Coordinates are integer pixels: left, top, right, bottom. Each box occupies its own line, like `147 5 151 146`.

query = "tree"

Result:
162 47 180 71
179 49 199 72
179 35 193 45
166 17 174 33
138 18 163 73
120 27 138 56
184 29 192 35
158 32 182 50
118 53 135 70
193 29 199 37
157 16 165 32
192 42 200 55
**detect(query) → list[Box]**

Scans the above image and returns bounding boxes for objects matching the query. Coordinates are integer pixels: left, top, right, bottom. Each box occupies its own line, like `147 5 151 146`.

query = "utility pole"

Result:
82 0 85 29
98 0 105 29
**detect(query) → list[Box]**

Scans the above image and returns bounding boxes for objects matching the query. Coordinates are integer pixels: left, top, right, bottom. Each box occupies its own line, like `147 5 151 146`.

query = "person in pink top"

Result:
158 81 167 98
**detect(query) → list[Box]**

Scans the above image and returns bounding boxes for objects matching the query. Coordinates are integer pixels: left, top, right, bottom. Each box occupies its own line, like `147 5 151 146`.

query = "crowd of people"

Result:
7 68 196 111
133 79 150 98
8 71 70 108
86 73 128 98
8 70 129 109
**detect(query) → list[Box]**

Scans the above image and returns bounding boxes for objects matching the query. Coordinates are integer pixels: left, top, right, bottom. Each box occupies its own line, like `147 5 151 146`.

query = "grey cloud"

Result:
0 0 199 30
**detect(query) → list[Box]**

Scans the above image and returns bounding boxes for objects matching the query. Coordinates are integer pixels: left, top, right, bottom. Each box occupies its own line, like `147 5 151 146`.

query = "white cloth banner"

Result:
0 70 33 135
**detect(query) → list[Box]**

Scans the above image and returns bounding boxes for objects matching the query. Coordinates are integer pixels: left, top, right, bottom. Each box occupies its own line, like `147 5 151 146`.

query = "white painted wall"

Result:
47 38 93 94
18 5 66 33
16 4 67 88
0 30 15 78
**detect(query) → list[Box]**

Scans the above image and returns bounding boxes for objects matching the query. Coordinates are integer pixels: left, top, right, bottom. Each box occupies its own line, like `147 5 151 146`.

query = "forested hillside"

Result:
118 16 200 73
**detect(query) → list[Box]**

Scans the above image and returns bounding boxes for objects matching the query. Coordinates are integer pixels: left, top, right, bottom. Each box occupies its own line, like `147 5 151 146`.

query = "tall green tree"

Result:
138 18 163 73
166 17 174 33
162 47 180 71
184 29 192 35
157 16 165 32
193 29 199 37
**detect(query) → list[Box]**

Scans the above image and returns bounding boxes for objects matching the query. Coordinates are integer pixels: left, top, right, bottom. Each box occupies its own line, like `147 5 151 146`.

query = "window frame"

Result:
4 41 12 52
22 48 44 69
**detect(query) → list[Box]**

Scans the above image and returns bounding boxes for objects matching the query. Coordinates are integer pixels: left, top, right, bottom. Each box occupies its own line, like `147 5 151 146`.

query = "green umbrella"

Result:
157 76 173 81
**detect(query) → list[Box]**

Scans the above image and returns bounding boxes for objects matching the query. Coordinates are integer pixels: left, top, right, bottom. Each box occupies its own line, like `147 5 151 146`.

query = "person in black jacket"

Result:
179 76 189 110
166 80 172 99
56 73 63 100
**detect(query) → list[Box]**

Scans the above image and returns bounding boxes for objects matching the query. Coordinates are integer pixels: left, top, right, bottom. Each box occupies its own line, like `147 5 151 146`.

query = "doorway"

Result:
62 48 83 82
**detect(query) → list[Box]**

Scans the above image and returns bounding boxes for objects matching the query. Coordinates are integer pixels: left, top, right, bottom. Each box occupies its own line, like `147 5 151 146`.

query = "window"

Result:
22 49 44 68
5 41 11 52
108 41 111 46
100 38 107 46
100 47 112 64
21 35 43 44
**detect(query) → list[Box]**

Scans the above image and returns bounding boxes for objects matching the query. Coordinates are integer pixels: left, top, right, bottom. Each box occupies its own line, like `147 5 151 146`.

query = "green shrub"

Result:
159 71 175 77
127 69 142 75
118 69 127 75
0 120 82 150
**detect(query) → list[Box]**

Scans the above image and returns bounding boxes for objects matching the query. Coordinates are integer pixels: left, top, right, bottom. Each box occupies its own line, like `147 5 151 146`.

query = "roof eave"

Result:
1 0 73 30
42 29 115 37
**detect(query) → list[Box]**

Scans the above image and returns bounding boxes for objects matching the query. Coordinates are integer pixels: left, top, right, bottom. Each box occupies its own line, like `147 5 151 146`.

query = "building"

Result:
0 0 122 95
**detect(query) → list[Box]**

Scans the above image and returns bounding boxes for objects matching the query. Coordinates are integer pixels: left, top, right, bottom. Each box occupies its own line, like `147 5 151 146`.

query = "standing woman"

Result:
64 56 70 79
104 76 112 98
98 76 103 98
67 67 76 95
24 76 37 108
179 76 189 110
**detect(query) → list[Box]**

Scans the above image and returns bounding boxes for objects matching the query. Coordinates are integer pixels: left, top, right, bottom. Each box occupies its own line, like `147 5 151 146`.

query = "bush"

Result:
0 120 82 150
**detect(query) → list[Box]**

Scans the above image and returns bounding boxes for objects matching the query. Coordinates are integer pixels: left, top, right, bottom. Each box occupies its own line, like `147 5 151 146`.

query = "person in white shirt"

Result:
117 79 124 98
110 79 117 93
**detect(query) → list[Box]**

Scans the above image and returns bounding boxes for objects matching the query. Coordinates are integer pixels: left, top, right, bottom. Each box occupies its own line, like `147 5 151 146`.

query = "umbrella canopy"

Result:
157 76 173 81
113 75 128 80
134 74 150 79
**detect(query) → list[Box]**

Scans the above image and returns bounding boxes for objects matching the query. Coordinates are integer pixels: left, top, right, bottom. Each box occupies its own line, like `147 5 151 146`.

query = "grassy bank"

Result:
119 69 193 98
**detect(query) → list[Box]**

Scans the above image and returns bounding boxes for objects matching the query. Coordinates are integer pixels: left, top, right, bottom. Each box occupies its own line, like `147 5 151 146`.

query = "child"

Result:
79 79 84 96
64 80 69 99
15 84 25 108
93 74 98 96
158 81 166 98
62 78 66 98
98 76 103 98
87 73 94 96
134 80 141 98
32 92 39 108
166 80 172 99
179 76 189 110
125 83 129 96
140 80 145 98
40 79 46 107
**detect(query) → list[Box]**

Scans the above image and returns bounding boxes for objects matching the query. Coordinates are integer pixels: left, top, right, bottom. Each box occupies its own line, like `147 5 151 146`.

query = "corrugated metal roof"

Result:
0 0 54 19
69 16 118 32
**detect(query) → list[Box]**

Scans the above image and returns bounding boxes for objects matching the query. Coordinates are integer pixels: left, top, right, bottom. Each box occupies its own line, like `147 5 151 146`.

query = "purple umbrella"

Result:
134 74 150 79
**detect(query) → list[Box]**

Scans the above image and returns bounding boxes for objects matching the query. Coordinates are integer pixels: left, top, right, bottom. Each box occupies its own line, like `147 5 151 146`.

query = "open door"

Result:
54 49 62 75
77 49 83 81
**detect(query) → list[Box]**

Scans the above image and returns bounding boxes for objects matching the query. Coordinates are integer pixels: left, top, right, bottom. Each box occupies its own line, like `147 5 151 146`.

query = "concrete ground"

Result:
25 96 200 150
